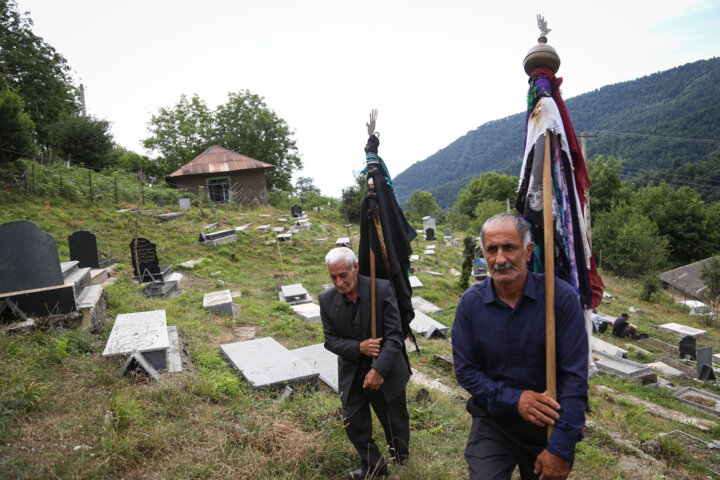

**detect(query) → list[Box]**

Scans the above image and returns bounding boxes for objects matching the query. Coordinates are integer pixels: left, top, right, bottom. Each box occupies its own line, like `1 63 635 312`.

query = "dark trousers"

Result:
343 382 410 472
465 415 547 480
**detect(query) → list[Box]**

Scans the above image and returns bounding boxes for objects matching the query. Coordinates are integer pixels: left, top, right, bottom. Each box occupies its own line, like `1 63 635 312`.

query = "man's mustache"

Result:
494 262 512 271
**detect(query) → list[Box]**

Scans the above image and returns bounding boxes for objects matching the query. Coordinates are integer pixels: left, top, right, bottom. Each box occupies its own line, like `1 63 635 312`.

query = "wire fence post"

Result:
139 172 144 205
59 170 63 197
115 178 118 203
88 169 93 202
31 163 35 192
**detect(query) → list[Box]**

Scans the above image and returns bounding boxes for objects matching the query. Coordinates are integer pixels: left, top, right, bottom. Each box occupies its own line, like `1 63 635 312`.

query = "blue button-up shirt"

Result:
452 271 588 462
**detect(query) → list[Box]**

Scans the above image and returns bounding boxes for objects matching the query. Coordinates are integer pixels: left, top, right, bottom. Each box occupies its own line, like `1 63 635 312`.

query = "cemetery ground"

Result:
1 194 719 480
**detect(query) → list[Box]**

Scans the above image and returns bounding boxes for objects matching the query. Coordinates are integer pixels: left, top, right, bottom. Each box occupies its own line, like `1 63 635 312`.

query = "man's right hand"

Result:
518 390 560 427
359 337 383 358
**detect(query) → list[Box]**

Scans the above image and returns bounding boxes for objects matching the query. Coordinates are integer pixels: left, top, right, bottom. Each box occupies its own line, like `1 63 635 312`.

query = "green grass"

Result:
1 188 719 479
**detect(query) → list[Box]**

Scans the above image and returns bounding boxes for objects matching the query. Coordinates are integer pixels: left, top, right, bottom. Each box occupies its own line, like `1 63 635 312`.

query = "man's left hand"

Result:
533 449 570 480
363 368 384 390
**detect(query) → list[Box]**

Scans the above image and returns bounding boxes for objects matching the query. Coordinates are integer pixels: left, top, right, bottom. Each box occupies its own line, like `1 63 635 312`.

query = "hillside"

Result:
1 187 720 479
394 57 720 208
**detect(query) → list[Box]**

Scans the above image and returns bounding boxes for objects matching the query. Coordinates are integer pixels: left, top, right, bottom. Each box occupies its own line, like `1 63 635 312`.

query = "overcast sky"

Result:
16 0 720 197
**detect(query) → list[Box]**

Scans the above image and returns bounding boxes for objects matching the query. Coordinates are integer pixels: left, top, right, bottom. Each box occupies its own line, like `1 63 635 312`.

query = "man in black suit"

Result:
319 247 411 479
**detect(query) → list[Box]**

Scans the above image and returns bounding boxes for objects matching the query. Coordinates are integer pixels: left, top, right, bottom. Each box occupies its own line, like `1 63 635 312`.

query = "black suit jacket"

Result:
319 275 410 408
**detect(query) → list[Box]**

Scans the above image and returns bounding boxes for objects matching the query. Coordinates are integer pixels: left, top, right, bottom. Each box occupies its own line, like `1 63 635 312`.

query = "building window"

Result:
207 177 231 203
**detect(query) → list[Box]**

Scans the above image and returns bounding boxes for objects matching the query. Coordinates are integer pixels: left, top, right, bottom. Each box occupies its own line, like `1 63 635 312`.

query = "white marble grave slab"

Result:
593 351 651 378
272 227 285 233
179 258 203 268
410 311 447 338
591 336 628 357
282 283 308 299
203 289 233 315
336 237 351 246
410 254 419 262
658 323 707 338
409 276 423 289
256 224 271 232
412 296 442 314
166 326 182 373
276 233 292 242
424 249 435 256
103 310 169 357
291 302 321 322
291 343 338 391
647 362 684 378
221 337 318 389
235 223 252 232
714 353 720 365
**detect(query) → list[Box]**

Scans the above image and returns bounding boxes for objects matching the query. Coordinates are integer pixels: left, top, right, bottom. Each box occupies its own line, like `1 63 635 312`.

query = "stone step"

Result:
62 265 92 297
76 285 107 332
91 268 109 284
60 260 80 277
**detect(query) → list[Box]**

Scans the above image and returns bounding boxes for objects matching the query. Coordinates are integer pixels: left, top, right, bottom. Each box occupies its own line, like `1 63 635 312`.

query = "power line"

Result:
578 130 720 144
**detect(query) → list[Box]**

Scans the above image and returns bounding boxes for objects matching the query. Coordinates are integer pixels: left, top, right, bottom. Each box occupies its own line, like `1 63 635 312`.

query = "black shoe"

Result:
346 467 389 479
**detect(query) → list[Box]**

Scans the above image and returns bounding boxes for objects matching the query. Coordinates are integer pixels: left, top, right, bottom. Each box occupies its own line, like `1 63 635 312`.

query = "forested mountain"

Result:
393 57 720 208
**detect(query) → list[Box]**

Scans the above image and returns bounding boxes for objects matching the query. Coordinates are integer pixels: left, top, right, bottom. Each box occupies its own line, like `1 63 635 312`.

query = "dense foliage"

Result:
144 90 302 192
394 57 720 208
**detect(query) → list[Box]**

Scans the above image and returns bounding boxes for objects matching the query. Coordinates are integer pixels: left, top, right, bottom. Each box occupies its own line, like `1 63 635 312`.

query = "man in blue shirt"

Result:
452 213 588 480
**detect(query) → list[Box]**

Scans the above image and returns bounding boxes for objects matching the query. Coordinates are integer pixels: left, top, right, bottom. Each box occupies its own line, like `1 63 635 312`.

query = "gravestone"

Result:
142 281 178 298
411 296 442 314
409 311 448 339
0 221 78 318
0 220 64 293
593 351 653 379
179 198 191 211
679 335 696 360
290 343 338 391
156 200 166 208
659 322 707 338
291 302 321 322
130 238 164 283
335 237 351 248
591 335 628 358
276 233 292 242
203 289 234 316
279 284 312 305
422 216 436 232
291 205 303 218
409 275 423 289
198 229 238 246
697 347 716 381
102 310 170 370
425 228 436 241
68 230 112 269
674 387 720 418
220 337 318 390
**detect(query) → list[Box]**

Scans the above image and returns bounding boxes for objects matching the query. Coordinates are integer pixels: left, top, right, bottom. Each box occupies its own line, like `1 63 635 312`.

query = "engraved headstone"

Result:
335 237 351 248
102 310 170 370
425 228 436 241
0 220 64 293
68 230 100 269
679 335 696 360
130 238 161 282
179 198 191 211
291 205 303 218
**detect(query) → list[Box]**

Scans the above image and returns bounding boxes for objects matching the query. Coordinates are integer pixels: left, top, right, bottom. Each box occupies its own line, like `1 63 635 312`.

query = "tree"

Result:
295 176 320 204
0 87 35 162
143 94 214 174
215 90 301 192
700 256 720 321
454 172 517 218
50 115 114 169
469 199 506 234
340 172 366 224
586 155 632 215
406 190 440 221
633 182 713 265
592 204 668 277
0 0 78 148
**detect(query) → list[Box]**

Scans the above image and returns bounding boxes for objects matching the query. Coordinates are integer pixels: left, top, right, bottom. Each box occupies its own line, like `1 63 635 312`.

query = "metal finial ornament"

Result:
523 14 561 75
537 14 551 43
365 109 380 154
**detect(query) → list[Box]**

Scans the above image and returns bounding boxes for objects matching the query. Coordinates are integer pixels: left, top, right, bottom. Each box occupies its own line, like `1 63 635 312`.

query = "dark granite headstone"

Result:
0 220 64 294
130 238 161 283
291 205 303 218
443 228 451 236
679 335 696 361
425 227 436 241
697 346 716 381
68 230 100 269
156 200 166 208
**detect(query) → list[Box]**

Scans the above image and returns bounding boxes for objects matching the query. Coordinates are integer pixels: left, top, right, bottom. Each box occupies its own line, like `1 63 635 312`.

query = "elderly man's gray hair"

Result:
325 247 357 270
480 213 532 250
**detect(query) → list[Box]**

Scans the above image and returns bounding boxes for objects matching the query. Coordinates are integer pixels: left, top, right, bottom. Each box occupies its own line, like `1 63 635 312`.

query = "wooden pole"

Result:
370 249 377 339
114 178 118 203
59 170 63 197
542 130 556 440
31 163 35 192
